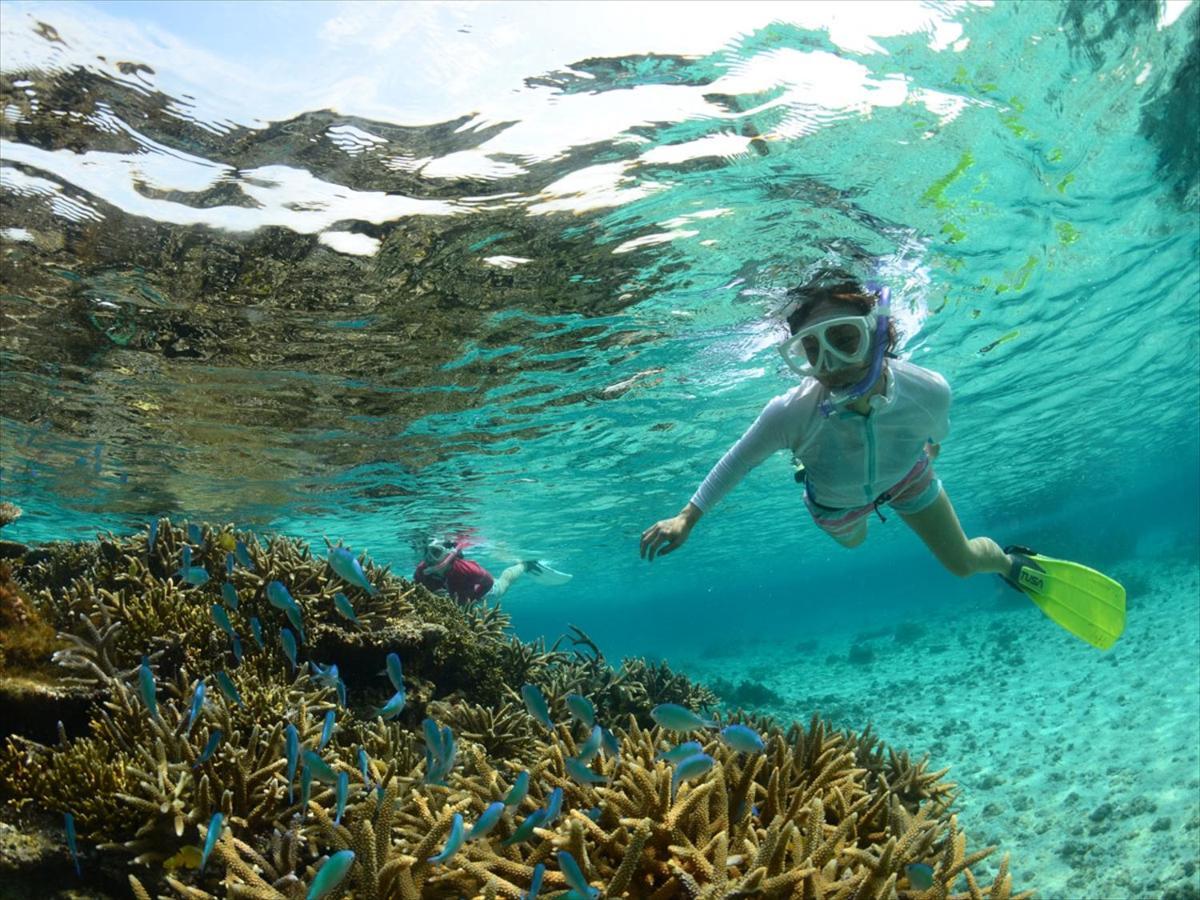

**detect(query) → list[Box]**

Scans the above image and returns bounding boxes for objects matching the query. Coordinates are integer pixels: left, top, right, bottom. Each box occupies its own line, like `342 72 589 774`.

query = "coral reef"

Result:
0 521 1029 898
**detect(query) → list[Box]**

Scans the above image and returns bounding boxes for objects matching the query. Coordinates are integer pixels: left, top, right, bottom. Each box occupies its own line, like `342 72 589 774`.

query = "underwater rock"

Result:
707 676 785 710
0 541 29 561
0 503 22 528
848 643 876 667
0 677 98 744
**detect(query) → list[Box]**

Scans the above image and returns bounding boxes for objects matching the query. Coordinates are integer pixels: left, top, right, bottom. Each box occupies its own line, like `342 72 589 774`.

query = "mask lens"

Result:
826 323 863 357
800 335 821 365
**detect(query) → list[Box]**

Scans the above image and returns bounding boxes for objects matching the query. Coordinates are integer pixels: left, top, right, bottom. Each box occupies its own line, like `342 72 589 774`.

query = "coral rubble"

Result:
0 521 1029 898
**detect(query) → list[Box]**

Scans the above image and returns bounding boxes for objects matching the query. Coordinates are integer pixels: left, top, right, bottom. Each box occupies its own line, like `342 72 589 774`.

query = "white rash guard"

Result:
689 358 951 512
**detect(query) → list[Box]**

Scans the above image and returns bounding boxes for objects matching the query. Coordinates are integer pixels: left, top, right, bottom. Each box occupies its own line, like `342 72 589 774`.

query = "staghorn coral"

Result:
0 523 1031 899
536 624 720 730
426 699 537 763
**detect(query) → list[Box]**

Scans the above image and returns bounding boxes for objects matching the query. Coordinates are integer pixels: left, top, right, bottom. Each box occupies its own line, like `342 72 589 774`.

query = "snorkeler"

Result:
414 538 571 606
640 267 1125 650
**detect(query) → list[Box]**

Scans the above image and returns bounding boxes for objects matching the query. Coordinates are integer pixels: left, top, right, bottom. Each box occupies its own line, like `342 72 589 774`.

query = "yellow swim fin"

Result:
1004 546 1126 650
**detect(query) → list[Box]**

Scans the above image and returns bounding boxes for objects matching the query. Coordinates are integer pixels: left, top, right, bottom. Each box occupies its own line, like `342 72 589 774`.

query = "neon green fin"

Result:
1012 552 1126 650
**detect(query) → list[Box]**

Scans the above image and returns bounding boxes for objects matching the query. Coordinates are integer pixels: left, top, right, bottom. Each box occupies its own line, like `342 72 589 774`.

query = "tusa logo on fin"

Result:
1019 569 1045 592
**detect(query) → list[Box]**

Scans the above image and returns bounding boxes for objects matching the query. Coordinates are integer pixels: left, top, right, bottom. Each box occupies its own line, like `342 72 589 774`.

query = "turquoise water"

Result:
1 2 1198 892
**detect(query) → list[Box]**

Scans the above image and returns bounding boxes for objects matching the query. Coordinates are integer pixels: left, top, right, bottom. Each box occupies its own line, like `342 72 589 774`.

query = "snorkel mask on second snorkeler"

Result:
425 538 459 575
777 282 891 417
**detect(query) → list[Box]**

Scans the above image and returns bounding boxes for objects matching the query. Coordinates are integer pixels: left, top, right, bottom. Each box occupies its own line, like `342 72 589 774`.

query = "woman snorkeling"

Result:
639 266 1126 649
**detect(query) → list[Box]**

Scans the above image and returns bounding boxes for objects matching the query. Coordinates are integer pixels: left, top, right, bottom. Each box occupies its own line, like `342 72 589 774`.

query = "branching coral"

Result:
0 523 1031 899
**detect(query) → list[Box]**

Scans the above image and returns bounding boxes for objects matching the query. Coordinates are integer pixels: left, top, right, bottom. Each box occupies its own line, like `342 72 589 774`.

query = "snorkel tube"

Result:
818 283 891 417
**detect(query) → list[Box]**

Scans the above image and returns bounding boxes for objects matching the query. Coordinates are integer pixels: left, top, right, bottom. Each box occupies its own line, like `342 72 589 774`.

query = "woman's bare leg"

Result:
899 488 1010 577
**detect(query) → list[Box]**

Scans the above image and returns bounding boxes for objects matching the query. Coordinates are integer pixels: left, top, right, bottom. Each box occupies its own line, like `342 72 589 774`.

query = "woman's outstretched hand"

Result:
640 504 702 561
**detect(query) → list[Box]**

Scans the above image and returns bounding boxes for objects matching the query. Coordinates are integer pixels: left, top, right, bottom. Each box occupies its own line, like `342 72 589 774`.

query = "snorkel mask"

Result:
777 283 891 417
424 538 459 575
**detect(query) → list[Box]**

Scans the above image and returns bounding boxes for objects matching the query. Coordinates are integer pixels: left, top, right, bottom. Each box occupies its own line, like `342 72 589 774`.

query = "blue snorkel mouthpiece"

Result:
818 283 890 417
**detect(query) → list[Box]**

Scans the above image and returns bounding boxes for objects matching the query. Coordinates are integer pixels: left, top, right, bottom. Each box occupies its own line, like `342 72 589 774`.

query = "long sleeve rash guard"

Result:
689 359 951 512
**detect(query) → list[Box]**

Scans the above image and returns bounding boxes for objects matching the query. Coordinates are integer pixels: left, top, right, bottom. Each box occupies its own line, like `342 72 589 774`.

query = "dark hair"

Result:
784 266 900 353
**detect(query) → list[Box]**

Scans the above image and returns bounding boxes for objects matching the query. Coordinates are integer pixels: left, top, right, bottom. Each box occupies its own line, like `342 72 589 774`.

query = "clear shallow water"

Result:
2 0 1199 895
3 0 1198 640
2 0 1197 618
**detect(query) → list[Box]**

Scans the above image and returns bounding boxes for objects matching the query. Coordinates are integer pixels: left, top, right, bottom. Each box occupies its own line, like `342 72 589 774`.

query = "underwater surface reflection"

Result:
0 2 1198 898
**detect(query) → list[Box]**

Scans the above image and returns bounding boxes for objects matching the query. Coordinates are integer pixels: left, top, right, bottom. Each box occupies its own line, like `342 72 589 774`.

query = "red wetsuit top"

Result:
413 557 493 605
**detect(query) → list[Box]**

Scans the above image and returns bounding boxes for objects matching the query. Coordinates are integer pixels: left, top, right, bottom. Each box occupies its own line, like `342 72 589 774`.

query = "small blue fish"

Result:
334 771 348 825
187 523 202 545
558 851 598 899
303 749 338 785
422 717 441 753
466 801 505 841
333 592 359 624
428 812 464 864
285 724 299 803
211 604 236 639
358 747 372 789
544 787 563 826
907 863 935 890
283 605 305 644
181 545 192 569
565 756 608 786
181 566 209 586
651 703 714 732
215 670 242 707
328 547 378 596
719 724 764 754
319 710 336 750
184 681 205 735
194 730 221 767
526 862 544 900
310 661 340 689
577 725 603 764
385 653 403 692
584 806 602 821
301 763 313 813
307 849 354 900
336 678 347 708
565 693 595 728
438 725 456 774
374 689 405 720
249 616 264 649
221 582 239 609
422 720 456 785
231 634 243 665
520 683 553 729
600 727 620 761
281 628 298 672
657 741 703 764
504 770 529 810
267 580 296 611
64 812 80 876
224 552 234 577
670 752 714 797
200 812 222 873
235 539 255 570
147 519 158 552
138 657 157 718
501 808 546 847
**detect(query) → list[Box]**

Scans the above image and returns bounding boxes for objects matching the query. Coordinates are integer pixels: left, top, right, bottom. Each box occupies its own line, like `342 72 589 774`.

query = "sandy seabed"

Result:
678 552 1200 900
